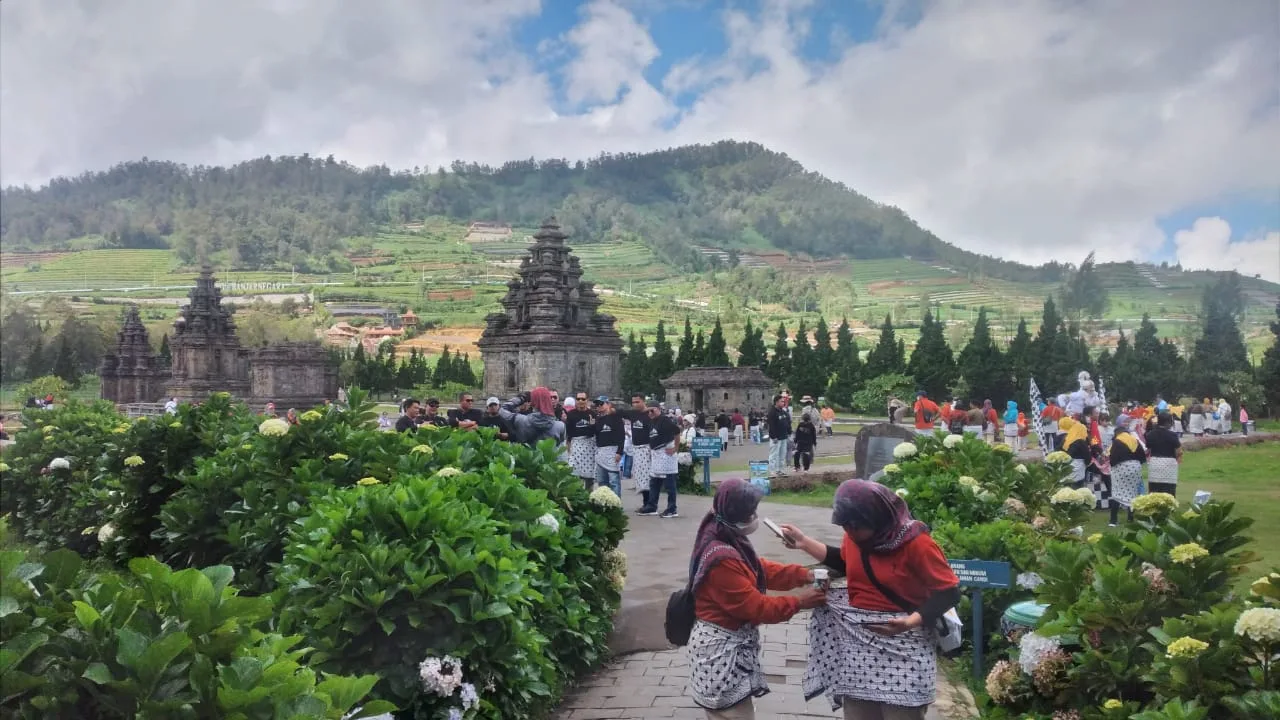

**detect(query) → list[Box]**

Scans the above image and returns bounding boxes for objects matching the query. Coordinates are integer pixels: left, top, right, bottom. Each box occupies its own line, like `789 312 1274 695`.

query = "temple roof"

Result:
660 366 776 388
173 266 237 337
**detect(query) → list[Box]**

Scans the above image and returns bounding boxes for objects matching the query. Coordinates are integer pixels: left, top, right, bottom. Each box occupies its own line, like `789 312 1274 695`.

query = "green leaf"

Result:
316 673 382 712
72 600 101 630
39 549 83 588
201 565 235 595
82 662 113 685
0 631 46 675
116 626 149 670
0 595 19 618
136 632 192 684
11 563 43 584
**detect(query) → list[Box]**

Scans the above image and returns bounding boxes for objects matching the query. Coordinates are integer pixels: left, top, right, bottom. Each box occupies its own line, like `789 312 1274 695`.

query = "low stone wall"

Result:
768 469 846 492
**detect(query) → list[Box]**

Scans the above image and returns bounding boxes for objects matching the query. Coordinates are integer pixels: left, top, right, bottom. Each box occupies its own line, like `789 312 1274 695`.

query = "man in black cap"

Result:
420 398 447 427
639 400 681 518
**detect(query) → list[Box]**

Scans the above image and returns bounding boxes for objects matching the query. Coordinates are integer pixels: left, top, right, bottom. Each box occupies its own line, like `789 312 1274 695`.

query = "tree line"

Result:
340 342 477 400
620 273 1278 415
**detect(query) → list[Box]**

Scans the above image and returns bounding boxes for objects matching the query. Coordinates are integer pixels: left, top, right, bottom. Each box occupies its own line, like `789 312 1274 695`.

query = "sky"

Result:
1 0 1277 280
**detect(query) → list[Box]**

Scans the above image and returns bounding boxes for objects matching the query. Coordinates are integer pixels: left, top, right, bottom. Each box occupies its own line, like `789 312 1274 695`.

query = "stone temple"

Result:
478 218 623 398
101 266 337 408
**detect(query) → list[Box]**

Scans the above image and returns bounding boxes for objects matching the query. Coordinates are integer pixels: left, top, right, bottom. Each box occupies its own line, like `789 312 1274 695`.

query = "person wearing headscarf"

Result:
1187 399 1205 436
1145 411 1182 496
1217 397 1232 434
686 480 825 719
500 387 567 451
1060 416 1090 488
781 480 960 720
1104 426 1144 525
1002 400 1019 449
981 400 998 444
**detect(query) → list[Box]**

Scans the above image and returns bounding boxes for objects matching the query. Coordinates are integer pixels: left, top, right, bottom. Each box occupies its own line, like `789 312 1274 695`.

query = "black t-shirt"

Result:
394 414 417 433
1145 427 1181 458
478 412 508 434
448 407 484 426
595 413 625 452
420 412 447 427
565 409 595 439
625 409 652 446
715 413 731 430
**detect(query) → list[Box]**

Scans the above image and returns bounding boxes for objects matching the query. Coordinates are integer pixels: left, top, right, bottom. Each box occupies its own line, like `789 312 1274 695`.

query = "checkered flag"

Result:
1029 377 1051 458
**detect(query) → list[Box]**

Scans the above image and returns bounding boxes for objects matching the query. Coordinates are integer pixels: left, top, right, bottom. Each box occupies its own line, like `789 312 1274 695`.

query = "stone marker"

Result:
854 422 918 479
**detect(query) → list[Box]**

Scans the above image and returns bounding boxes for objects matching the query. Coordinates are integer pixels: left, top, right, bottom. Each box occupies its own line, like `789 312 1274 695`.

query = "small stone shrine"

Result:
478 218 622 398
853 422 918 480
660 366 775 413
101 266 337 408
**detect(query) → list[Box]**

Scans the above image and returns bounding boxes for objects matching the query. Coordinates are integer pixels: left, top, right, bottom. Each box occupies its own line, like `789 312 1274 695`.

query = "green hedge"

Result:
0 390 628 719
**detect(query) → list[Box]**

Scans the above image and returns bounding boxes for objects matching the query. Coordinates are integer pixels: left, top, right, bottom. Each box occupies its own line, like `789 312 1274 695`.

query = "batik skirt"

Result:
1147 457 1178 492
629 446 651 494
569 436 597 479
1070 459 1087 486
1110 460 1143 508
1003 422 1018 440
803 590 936 709
688 621 768 710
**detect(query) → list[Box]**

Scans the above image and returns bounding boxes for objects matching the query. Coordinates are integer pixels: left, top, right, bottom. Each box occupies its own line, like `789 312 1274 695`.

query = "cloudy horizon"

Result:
1 0 1277 279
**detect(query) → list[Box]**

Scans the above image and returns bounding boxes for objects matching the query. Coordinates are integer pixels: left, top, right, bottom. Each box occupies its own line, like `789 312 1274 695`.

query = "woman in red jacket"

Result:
781 480 960 720
687 479 826 718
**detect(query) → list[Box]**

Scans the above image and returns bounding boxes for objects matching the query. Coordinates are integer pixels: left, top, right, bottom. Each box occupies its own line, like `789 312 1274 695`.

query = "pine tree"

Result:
704 317 730 366
381 343 398 393
1059 251 1110 319
351 341 369 391
651 320 676 385
907 310 957 399
1190 273 1251 396
1007 318 1033 406
51 335 78 386
158 333 171 363
1030 298 1075 394
454 352 477 387
632 336 651 396
1108 329 1135 400
827 317 863 408
25 335 44 380
864 315 904 378
692 329 706 366
767 322 790 382
813 316 834 372
956 308 1010 406
433 346 452 388
788 319 826 398
736 318 764 368
677 317 696 370
1258 302 1280 415
620 332 643 394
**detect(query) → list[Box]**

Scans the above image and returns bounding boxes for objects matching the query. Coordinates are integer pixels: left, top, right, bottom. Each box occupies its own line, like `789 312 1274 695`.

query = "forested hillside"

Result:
1 141 1065 280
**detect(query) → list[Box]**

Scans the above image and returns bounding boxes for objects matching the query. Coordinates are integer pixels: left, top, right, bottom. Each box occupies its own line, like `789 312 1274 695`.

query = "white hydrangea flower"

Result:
1015 464 1029 475
882 463 901 475
419 655 464 697
1016 572 1044 590
97 522 117 543
1018 632 1061 675
958 476 979 490
459 682 479 711
536 513 560 533
1235 607 1280 643
589 485 623 509
1051 487 1093 507
894 488 909 498
123 455 145 467
49 457 71 470
435 467 463 478
258 418 290 437
892 442 918 459
942 434 963 449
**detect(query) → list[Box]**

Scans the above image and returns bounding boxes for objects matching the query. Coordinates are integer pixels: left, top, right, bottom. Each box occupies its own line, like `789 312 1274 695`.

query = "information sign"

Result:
690 436 722 459
948 560 1013 589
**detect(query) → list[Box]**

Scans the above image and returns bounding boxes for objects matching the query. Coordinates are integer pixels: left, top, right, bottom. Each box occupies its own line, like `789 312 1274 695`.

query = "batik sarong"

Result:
1110 460 1143 508
688 621 768 710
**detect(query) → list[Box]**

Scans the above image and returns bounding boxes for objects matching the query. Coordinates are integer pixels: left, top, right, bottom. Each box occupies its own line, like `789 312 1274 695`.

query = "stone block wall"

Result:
665 385 774 414
483 345 621 399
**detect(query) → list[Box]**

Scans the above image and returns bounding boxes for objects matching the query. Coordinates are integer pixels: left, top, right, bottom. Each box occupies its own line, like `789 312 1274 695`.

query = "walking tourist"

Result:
285 408 300 425
499 388 566 451
886 396 905 424
627 394 654 512
164 397 179 415
1217 397 1233 434
766 395 792 477
981 400 998 444
448 392 483 430
1002 400 1019 448
1187 399 1206 437
1107 426 1145 526
640 402 681 518
748 409 762 444
913 392 940 434
263 402 277 418
821 405 835 437
395 397 420 433
716 410 732 451
780 480 960 720
686 479 826 719
565 397 598 488
947 398 967 436
1041 398 1065 450
1060 416 1091 488
478 397 510 440
793 415 818 472
1145 412 1182 496
732 408 745 446
593 397 624 496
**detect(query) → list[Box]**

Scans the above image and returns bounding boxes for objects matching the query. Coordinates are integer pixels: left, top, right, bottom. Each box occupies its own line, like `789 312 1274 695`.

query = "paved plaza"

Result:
554 490 977 720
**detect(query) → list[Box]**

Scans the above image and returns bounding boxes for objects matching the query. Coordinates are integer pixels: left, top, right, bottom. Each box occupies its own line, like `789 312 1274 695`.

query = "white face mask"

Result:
735 518 760 536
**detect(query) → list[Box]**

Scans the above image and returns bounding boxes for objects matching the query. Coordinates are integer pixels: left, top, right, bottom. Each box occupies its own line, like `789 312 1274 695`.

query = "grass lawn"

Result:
767 441 1280 574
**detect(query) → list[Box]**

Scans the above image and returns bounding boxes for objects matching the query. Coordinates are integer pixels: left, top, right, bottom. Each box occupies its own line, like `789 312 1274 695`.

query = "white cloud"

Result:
1173 217 1280 283
1 0 1277 267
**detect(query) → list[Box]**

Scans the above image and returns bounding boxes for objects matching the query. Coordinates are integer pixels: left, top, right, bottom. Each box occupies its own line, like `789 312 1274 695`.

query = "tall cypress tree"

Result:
432 346 451 388
1007 318 1033 406
51 335 78 386
827 317 862 408
864 315 904 378
908 310 958 399
767 322 790 382
1029 298 1076 393
736 318 764 368
1258 302 1280 415
158 333 171 363
813 316 834 372
677 317 696 370
957 308 1010 405
788 319 824 398
651 320 676 384
1190 273 1251 396
704 317 730 366
692 329 706 366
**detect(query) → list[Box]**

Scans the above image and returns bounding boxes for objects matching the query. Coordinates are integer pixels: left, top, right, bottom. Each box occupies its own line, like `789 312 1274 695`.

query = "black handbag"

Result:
664 582 696 646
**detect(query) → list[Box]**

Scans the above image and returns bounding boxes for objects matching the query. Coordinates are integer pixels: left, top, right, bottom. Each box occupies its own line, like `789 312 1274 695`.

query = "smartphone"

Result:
762 518 785 539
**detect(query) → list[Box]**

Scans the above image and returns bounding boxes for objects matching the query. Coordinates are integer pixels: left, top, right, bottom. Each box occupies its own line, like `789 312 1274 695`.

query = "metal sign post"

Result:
690 436 722 493
948 559 1013 681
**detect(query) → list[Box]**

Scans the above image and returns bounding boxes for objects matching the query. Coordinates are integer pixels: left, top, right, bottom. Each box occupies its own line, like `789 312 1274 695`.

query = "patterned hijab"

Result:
831 479 927 555
689 479 766 592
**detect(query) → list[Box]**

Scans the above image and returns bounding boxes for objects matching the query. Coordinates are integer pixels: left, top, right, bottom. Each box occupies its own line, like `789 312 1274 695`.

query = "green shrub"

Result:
0 547 392 719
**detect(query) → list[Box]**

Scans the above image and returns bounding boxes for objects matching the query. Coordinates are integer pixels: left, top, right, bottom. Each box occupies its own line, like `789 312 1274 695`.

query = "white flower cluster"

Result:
258 418 290 437
418 655 479 716
942 434 963 449
1050 487 1095 507
892 442 918 459
958 476 979 490
894 488 909 498
536 513 560 533
97 522 117 543
1016 572 1043 590
1044 451 1072 465
435 467 463 478
589 485 623 509
1234 607 1280 644
1015 464 1029 475
49 457 71 470
1018 632 1061 675
882 463 901 475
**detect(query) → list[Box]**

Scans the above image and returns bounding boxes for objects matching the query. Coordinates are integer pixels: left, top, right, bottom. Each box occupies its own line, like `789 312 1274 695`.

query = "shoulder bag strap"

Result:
859 549 917 613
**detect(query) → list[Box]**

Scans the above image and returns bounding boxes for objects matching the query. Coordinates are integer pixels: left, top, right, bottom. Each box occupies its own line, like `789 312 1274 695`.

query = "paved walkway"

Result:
554 491 976 720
